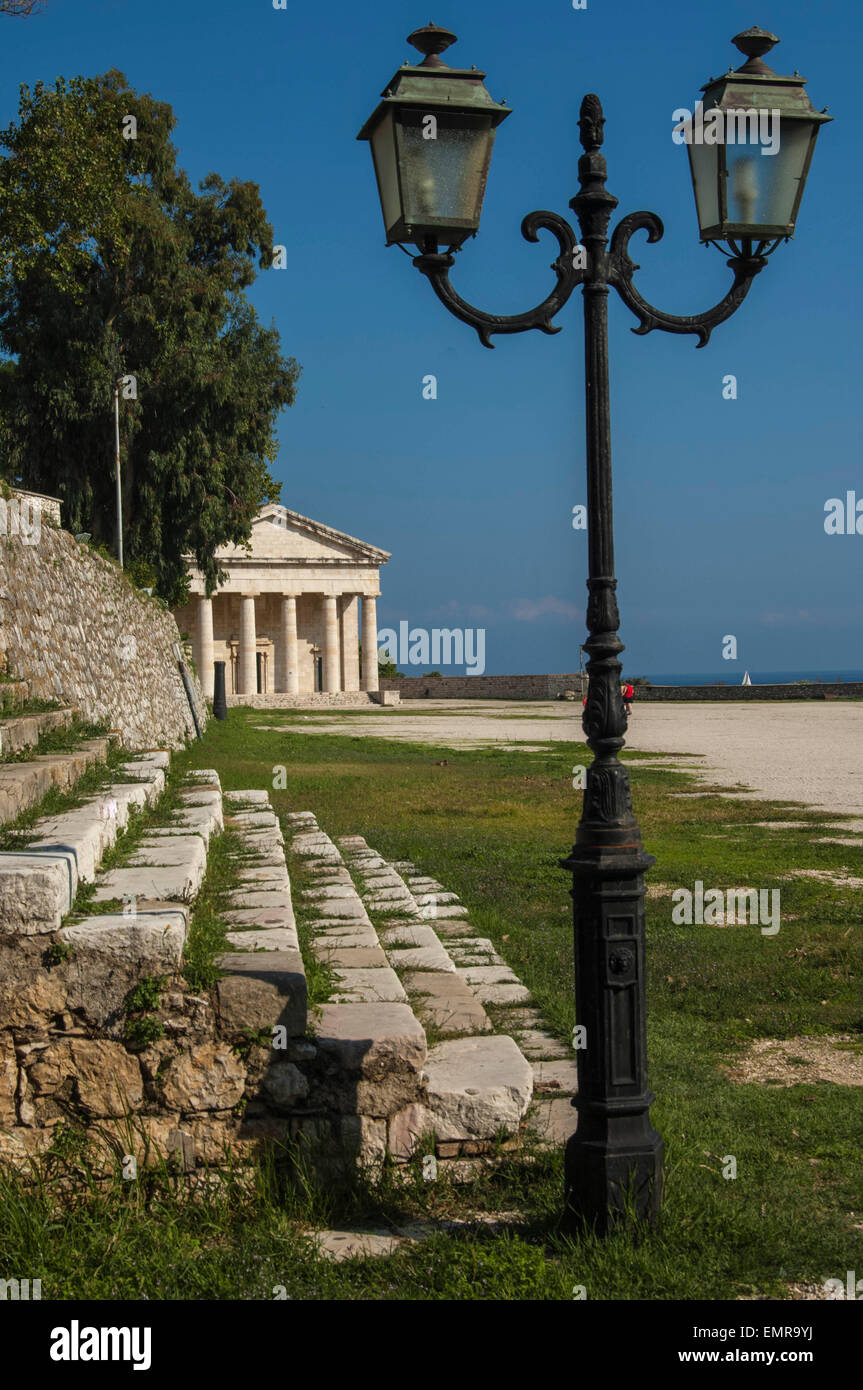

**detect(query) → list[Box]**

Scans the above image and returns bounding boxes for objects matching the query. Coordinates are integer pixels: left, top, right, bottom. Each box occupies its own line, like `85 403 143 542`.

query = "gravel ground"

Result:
259 698 863 820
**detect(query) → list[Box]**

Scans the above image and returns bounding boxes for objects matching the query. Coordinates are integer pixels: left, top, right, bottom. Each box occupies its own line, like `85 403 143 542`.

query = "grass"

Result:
2 704 862 1300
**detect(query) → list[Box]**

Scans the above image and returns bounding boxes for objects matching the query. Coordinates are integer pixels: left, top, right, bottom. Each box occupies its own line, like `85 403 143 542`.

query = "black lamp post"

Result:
359 23 829 1231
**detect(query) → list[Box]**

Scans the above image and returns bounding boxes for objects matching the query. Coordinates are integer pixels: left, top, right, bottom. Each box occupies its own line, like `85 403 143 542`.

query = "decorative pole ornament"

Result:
359 25 829 1231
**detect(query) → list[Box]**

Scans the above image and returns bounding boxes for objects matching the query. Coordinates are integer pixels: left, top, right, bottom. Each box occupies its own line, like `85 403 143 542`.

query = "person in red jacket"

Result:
622 680 634 715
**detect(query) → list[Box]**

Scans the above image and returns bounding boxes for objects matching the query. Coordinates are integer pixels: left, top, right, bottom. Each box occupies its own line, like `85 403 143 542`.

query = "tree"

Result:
0 2 50 14
0 71 300 603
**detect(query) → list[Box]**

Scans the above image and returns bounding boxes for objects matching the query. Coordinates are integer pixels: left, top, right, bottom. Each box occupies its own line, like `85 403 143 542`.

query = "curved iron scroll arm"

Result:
412 210 584 349
608 211 767 348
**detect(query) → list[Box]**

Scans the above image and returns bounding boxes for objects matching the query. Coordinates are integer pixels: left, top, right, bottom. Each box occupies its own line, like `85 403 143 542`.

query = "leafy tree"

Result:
0 2 50 14
0 70 300 602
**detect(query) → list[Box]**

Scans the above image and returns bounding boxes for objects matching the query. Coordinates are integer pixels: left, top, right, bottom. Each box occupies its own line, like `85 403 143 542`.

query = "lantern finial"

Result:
407 23 458 67
732 26 780 75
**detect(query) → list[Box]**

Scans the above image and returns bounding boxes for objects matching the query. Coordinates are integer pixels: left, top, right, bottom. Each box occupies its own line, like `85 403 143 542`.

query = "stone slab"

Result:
0 851 78 933
379 924 440 948
386 945 456 974
59 909 186 1033
330 966 408 1004
225 890 292 911
224 789 270 805
471 983 532 1006
514 1029 570 1058
225 928 298 953
91 860 203 904
310 943 389 968
456 965 521 986
222 907 296 929
128 836 208 873
530 1096 578 1145
403 970 493 1035
531 1060 579 1094
424 1035 533 1140
217 951 306 1037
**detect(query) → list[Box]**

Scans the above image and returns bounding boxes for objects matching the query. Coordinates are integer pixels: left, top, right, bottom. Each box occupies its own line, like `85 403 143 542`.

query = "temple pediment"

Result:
215 505 390 565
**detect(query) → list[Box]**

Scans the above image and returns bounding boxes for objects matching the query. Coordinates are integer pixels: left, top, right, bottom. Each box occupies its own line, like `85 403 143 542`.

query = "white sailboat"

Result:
741 671 752 686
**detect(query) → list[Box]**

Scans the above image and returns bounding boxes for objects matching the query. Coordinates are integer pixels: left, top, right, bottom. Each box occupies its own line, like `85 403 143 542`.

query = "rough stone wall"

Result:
0 518 206 749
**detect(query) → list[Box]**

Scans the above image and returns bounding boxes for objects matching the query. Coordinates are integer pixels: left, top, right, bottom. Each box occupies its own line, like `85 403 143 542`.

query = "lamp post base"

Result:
561 835 664 1233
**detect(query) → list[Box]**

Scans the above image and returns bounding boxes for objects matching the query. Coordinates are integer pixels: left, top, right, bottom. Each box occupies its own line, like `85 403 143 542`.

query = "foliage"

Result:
0 71 300 603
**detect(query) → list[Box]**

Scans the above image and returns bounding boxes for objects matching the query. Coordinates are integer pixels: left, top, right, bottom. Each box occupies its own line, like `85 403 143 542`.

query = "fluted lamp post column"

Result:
359 23 830 1230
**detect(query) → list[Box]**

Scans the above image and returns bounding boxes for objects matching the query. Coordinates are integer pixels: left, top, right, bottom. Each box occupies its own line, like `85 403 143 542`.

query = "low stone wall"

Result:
380 673 586 700
381 673 863 703
226 691 398 709
0 509 206 749
633 683 863 701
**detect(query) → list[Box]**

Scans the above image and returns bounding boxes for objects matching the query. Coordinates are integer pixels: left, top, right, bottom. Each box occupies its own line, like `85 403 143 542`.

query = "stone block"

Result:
531 1060 579 1095
158 1043 246 1113
224 789 270 805
388 1103 434 1159
24 1039 143 1118
315 1003 426 1117
0 851 77 933
261 1060 310 1109
59 909 187 1034
402 970 493 1036
386 945 456 974
225 928 299 953
530 1096 578 1144
223 906 295 929
91 860 203 905
0 1033 17 1127
339 1115 387 1167
330 966 407 1004
424 1035 533 1140
217 951 307 1038
310 943 389 968
379 924 440 949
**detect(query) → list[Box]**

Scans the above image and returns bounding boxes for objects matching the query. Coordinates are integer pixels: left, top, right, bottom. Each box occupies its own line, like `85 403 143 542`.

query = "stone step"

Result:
0 707 75 757
0 753 165 932
290 818 533 1161
215 789 306 1040
57 903 188 1035
422 1035 534 1145
0 736 111 827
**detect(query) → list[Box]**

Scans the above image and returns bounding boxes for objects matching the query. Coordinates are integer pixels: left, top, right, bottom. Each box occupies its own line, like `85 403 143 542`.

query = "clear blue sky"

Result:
1 0 859 676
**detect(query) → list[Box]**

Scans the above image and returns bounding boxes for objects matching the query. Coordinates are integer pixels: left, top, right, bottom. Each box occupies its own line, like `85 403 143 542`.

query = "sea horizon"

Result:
629 669 863 687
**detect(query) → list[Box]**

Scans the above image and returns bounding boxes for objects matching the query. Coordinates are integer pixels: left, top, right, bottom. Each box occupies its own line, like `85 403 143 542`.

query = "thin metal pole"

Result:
114 383 123 568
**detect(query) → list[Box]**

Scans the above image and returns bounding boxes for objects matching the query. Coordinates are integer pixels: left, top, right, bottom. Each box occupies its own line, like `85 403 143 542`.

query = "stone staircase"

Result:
0 723 576 1172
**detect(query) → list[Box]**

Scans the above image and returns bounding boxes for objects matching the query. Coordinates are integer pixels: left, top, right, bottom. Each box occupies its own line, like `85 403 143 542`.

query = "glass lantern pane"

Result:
687 138 720 236
398 112 494 228
370 110 402 239
725 121 812 230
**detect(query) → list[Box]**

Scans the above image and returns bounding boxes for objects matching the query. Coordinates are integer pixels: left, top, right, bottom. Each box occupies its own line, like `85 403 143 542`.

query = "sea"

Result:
632 669 863 687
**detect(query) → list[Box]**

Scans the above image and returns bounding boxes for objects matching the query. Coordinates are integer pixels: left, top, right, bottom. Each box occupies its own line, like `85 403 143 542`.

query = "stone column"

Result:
279 595 299 694
239 594 257 695
323 595 340 693
361 594 379 692
196 595 215 700
341 595 360 693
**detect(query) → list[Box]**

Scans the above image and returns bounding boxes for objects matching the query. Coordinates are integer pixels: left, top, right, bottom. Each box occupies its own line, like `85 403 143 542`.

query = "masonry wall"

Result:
0 513 206 749
381 674 863 702
380 673 587 700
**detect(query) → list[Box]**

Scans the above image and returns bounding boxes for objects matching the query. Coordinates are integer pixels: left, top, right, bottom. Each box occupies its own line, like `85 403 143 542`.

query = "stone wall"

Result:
633 683 863 701
382 674 863 703
0 507 206 749
380 673 586 700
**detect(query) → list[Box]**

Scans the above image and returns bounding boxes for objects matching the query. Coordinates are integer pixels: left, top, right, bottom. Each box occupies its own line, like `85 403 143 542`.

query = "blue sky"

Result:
1 0 860 676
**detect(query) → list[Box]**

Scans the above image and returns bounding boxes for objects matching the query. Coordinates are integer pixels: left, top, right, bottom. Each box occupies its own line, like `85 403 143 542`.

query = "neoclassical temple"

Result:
173 504 389 699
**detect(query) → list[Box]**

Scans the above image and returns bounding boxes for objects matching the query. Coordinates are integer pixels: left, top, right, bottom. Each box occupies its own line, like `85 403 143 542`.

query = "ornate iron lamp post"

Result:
359 23 829 1231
